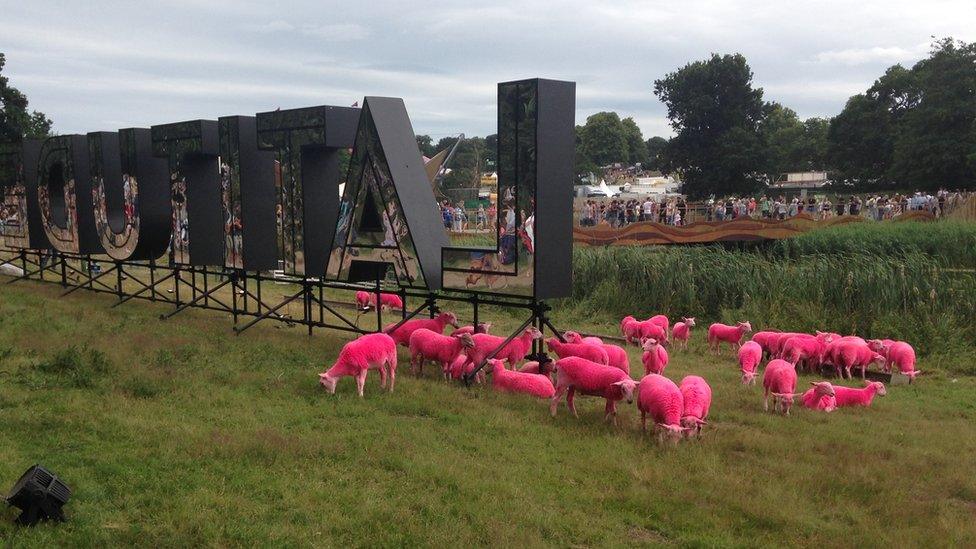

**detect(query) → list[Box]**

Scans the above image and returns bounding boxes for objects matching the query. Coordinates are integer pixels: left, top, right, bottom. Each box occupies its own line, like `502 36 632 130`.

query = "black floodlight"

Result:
5 465 70 526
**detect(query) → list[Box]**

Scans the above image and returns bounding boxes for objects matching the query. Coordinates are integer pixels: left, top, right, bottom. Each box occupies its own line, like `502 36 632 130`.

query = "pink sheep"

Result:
639 320 669 344
679 375 712 435
768 332 804 358
707 321 752 354
670 317 696 350
384 312 459 346
800 381 838 412
447 354 484 384
738 340 762 384
750 330 782 356
547 337 610 366
490 359 556 399
648 314 670 333
636 373 686 441
782 335 830 372
762 359 798 414
318 333 398 396
355 290 403 311
620 316 643 344
452 322 492 336
641 338 669 376
550 356 637 425
408 329 474 376
518 360 554 377
870 340 919 380
465 327 543 369
828 340 886 380
563 331 629 375
833 381 887 407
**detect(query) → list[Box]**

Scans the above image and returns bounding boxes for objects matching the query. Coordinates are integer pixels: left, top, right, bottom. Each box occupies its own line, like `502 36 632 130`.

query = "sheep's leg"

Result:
550 384 567 417
567 387 578 418
605 400 617 425
641 412 647 431
356 370 367 397
377 363 388 388
764 390 769 412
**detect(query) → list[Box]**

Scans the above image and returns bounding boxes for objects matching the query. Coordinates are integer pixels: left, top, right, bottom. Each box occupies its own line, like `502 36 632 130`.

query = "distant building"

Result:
770 171 830 190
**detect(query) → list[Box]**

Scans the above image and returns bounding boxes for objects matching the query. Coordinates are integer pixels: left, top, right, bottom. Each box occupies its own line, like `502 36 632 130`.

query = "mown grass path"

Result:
1 281 974 546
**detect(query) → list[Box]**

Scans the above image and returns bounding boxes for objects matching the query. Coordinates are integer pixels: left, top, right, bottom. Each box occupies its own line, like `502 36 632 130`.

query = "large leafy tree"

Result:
644 136 668 172
578 111 630 167
621 117 648 165
653 53 768 199
415 134 436 157
827 38 976 190
763 102 829 178
0 53 52 141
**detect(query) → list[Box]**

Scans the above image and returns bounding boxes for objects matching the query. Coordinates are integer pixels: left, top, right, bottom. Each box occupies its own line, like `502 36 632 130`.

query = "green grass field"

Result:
1 278 975 546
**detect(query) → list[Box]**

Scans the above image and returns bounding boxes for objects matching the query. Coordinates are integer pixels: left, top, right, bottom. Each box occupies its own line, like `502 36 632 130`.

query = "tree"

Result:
827 93 896 186
621 117 648 165
763 103 829 178
415 134 436 157
0 53 53 141
644 136 668 171
654 53 768 199
889 38 976 190
578 112 629 167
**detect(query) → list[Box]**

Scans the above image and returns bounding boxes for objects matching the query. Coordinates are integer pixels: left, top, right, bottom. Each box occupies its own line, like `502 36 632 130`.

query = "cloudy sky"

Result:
2 0 975 140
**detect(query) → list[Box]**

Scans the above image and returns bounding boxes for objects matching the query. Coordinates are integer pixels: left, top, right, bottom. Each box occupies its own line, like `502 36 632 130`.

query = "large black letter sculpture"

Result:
36 135 103 254
255 106 359 277
151 120 222 266
88 129 172 260
0 140 49 250
441 78 575 299
324 97 447 289
218 116 276 271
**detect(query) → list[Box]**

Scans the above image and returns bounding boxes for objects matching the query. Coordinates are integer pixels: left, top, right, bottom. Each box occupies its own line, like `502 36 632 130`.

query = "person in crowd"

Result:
641 197 653 222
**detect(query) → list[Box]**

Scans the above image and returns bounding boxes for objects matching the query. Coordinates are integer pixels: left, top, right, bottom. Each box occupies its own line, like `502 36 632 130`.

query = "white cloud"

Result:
814 43 930 66
300 23 370 41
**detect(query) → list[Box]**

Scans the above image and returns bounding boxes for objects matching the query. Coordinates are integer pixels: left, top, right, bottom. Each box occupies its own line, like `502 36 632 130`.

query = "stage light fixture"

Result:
5 465 70 526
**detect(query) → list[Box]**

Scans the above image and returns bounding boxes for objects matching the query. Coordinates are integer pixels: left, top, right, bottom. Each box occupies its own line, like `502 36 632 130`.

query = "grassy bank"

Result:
1 280 975 546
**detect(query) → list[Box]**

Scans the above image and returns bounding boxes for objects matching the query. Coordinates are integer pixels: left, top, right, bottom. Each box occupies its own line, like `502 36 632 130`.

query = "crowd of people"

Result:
577 189 971 228
440 200 495 232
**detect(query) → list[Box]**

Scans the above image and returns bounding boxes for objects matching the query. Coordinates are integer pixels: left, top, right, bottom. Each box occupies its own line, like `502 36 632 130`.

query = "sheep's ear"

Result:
810 381 818 386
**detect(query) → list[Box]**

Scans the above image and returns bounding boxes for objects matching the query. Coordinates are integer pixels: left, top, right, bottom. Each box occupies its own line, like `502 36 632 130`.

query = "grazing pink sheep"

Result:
707 321 752 354
750 330 782 356
641 338 669 376
871 340 919 380
452 322 492 336
465 327 543 369
679 375 712 435
782 335 830 372
648 314 670 333
828 340 886 380
564 331 629 374
762 359 798 415
550 356 637 425
447 354 483 383
620 316 643 344
355 291 403 311
384 312 459 346
671 317 696 350
636 373 686 441
318 333 398 396
800 381 838 412
639 320 669 344
547 337 610 366
768 332 804 358
738 340 762 384
408 329 474 376
490 359 556 399
833 381 887 407
354 290 371 310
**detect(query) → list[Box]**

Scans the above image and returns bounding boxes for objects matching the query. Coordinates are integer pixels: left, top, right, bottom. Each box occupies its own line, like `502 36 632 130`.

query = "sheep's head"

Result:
867 339 884 352
680 415 706 435
476 322 492 334
868 380 887 396
870 353 887 367
455 333 475 348
741 371 757 385
655 423 687 442
810 381 835 397
641 338 659 352
525 326 543 340
611 379 637 403
816 331 834 344
682 317 696 327
488 359 506 373
562 330 584 343
318 372 338 394
440 312 459 328
738 321 753 332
